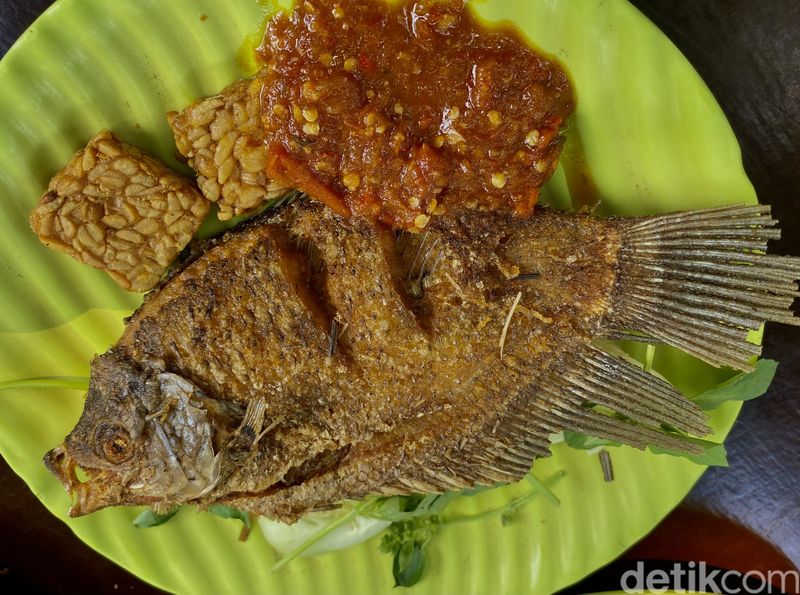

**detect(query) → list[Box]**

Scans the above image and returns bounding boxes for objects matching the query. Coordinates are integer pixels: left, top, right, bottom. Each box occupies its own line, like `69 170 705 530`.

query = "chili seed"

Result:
303 121 320 136
343 172 361 191
302 107 319 122
492 173 507 189
525 130 541 147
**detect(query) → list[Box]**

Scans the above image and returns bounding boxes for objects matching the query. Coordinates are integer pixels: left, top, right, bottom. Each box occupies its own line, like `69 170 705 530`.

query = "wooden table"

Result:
1 1 798 592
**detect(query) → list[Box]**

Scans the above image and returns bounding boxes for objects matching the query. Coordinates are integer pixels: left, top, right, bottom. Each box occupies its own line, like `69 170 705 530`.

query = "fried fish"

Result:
44 201 800 521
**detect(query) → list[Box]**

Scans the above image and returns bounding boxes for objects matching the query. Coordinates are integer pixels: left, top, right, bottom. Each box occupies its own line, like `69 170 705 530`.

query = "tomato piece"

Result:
266 144 352 218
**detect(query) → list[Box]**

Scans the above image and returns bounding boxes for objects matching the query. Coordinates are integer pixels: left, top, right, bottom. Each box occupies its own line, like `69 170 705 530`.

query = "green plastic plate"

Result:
0 0 755 594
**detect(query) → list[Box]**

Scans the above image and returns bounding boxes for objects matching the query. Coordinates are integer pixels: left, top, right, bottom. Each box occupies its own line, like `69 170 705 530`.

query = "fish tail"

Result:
602 204 800 371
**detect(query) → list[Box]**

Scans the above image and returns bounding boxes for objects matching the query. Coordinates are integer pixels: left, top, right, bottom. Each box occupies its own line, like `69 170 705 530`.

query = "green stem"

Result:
271 499 375 572
643 344 656 373
443 471 566 526
525 472 561 507
0 377 89 391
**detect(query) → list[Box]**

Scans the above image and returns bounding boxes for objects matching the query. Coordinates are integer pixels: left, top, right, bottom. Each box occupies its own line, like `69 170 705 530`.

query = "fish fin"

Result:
578 345 710 431
377 227 428 316
602 204 800 371
230 344 708 517
531 345 710 444
151 501 176 515
601 330 662 344
452 345 709 485
238 398 268 445
395 344 711 490
397 230 446 299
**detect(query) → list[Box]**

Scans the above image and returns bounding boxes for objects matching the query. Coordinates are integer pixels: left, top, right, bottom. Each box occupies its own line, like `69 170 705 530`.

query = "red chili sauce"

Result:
257 0 575 230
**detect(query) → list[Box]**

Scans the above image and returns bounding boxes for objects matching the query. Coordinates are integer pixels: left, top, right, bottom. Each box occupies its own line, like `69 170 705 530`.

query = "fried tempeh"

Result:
168 79 289 221
30 131 209 292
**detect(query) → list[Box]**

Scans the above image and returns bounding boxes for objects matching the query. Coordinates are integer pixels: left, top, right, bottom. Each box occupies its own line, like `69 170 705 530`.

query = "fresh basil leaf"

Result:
380 516 440 587
371 496 417 522
396 494 423 512
379 472 567 586
563 430 620 450
393 541 426 587
650 438 728 467
372 483 507 523
691 359 778 410
133 507 179 528
372 496 402 520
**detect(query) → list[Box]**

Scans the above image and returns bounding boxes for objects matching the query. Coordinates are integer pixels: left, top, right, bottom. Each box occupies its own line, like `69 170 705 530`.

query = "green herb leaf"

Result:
393 541 426 587
691 359 778 410
208 505 252 541
133 507 179 528
650 438 728 467
208 505 251 528
380 517 440 588
562 430 620 451
369 492 458 522
0 376 89 391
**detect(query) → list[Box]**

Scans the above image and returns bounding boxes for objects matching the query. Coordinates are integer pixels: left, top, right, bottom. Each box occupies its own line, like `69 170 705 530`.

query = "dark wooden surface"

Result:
1 1 798 593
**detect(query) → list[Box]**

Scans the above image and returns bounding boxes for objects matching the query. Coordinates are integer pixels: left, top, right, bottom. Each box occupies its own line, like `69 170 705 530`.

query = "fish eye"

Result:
93 423 133 464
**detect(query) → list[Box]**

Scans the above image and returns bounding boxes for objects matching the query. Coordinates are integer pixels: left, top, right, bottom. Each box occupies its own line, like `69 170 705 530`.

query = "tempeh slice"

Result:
168 79 288 221
29 130 209 292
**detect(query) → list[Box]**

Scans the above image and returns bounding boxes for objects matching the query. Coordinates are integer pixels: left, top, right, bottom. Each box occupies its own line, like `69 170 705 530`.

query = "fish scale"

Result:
45 201 800 521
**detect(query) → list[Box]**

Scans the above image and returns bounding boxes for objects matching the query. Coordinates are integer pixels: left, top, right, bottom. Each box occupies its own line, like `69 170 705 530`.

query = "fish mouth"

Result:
43 444 128 517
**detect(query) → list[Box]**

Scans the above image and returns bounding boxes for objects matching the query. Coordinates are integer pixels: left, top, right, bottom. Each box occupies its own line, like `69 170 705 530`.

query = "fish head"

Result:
45 352 235 517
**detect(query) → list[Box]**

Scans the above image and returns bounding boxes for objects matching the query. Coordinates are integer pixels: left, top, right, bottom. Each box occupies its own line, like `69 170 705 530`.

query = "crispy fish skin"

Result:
118 204 619 500
45 202 800 521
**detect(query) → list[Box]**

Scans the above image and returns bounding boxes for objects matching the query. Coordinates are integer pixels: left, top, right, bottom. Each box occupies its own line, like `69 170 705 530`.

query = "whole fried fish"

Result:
45 201 800 521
